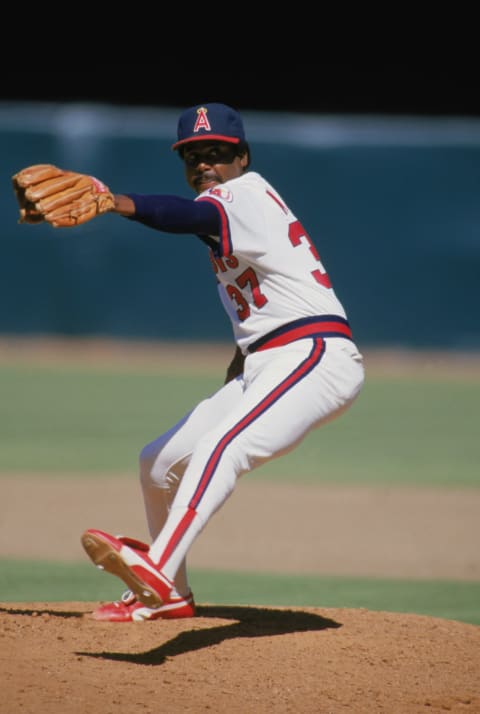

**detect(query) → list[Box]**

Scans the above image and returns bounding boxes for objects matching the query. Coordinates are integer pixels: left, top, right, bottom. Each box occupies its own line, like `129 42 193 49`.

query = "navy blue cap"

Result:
172 103 246 151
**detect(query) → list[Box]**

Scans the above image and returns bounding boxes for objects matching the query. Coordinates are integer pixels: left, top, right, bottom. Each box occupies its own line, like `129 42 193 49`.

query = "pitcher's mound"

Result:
2 602 479 713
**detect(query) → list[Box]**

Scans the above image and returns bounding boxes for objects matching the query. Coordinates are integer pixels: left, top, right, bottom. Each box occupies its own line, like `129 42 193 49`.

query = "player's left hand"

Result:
12 164 115 228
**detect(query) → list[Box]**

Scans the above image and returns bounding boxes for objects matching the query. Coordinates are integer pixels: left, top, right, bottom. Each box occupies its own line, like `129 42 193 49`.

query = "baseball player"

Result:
12 103 365 622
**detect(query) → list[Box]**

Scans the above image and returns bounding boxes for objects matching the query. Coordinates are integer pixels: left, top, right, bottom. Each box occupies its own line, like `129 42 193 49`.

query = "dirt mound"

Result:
2 602 479 714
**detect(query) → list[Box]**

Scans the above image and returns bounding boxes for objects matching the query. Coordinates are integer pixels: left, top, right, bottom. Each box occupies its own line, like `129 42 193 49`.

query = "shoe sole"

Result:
81 532 164 608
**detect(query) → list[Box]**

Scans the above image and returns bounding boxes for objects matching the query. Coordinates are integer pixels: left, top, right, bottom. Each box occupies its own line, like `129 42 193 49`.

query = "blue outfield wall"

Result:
1 103 479 350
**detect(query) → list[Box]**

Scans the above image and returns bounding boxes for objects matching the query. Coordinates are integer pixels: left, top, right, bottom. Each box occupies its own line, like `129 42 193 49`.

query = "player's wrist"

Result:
113 194 136 216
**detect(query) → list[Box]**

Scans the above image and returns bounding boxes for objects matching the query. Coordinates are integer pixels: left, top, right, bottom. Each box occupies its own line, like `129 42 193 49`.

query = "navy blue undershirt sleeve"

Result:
125 194 220 238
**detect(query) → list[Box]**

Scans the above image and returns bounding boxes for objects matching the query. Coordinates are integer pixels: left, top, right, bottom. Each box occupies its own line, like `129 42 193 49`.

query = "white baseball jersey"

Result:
197 171 349 354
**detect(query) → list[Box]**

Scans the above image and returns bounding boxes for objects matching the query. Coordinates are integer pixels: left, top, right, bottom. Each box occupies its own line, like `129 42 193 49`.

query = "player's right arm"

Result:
225 346 245 383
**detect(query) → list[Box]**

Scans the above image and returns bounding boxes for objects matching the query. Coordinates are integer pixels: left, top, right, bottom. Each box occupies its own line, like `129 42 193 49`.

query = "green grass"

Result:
1 560 478 626
1 361 479 626
0 366 216 473
1 364 479 485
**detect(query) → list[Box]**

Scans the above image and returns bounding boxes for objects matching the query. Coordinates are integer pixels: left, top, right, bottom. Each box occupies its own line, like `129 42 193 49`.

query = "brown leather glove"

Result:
12 164 115 228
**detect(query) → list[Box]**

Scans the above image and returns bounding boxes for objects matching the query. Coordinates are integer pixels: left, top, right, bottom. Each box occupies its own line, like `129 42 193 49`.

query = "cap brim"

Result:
172 135 241 151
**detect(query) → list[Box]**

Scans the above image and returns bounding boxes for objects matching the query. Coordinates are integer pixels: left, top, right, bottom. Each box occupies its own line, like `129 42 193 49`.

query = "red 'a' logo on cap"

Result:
193 107 211 133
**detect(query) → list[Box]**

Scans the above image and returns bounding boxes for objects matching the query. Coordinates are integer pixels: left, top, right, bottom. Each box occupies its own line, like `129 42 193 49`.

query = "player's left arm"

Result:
125 194 220 235
12 165 221 235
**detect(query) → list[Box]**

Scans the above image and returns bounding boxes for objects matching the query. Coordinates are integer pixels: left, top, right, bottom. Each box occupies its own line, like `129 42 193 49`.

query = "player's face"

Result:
181 141 249 194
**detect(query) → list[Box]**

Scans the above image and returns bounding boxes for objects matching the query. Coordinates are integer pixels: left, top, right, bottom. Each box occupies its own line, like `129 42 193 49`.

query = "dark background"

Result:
3 66 479 116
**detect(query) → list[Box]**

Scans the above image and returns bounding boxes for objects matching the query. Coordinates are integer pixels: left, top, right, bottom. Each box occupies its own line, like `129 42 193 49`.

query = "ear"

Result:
239 152 249 170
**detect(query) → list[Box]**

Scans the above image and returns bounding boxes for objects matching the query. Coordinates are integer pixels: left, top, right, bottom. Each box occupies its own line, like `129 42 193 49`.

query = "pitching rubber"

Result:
81 531 164 609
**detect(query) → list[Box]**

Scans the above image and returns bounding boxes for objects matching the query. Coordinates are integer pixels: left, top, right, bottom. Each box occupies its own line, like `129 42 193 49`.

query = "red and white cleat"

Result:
92 589 196 622
81 529 173 608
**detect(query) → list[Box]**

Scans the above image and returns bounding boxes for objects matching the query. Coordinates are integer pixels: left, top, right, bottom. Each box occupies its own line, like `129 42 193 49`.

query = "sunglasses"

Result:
181 144 239 168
